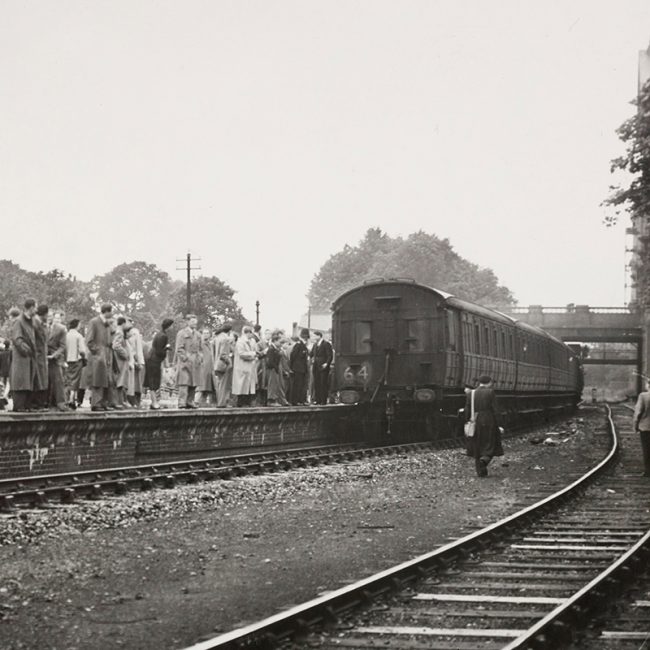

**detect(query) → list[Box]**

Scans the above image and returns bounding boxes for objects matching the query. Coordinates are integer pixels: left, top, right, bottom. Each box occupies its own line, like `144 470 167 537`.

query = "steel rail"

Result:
183 406 618 650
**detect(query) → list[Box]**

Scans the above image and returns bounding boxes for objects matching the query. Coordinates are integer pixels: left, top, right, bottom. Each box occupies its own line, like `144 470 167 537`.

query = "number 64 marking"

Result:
343 364 370 382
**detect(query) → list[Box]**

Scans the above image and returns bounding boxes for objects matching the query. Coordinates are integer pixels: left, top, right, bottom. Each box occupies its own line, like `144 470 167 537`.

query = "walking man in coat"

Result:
632 381 650 477
310 330 333 405
289 329 310 405
174 314 202 408
10 299 38 411
86 304 116 411
464 375 503 477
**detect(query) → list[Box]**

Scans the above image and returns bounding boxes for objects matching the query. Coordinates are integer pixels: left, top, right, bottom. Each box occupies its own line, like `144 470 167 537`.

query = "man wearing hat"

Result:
310 330 333 405
632 379 650 477
289 328 310 405
464 375 503 477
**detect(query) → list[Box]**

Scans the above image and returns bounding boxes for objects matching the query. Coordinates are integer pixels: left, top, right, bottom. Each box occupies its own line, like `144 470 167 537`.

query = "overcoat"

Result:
174 326 202 386
33 316 48 391
9 314 37 391
265 344 284 402
47 323 67 366
464 386 504 460
233 335 257 395
128 327 145 394
112 329 133 389
289 339 309 374
85 316 113 388
144 331 169 391
197 338 215 392
213 332 233 406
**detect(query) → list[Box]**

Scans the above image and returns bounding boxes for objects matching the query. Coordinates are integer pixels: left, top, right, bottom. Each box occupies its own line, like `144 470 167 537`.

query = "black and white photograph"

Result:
1 1 650 648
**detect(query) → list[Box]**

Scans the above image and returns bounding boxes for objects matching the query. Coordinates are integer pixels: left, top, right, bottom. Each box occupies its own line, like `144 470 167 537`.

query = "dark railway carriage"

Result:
332 279 582 440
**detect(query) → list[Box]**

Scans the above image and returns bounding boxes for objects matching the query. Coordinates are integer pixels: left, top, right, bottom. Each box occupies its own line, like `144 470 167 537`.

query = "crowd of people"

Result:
0 300 335 413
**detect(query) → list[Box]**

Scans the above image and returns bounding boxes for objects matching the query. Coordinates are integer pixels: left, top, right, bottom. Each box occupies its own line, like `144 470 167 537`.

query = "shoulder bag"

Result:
464 390 476 438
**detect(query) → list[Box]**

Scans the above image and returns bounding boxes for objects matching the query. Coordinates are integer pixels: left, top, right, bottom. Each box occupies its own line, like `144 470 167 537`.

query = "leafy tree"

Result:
91 261 174 336
605 80 650 308
308 228 515 309
170 275 246 331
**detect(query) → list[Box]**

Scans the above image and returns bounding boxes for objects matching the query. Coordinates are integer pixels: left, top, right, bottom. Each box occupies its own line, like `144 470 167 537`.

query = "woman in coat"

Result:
464 375 504 477
265 333 288 405
232 326 257 407
144 318 174 409
196 327 216 406
213 324 233 407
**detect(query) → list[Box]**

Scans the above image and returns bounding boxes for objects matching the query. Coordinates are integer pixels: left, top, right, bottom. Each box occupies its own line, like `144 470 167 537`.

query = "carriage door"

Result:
373 296 401 384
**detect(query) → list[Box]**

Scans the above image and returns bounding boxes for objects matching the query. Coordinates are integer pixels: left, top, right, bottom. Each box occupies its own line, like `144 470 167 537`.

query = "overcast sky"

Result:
1 1 649 330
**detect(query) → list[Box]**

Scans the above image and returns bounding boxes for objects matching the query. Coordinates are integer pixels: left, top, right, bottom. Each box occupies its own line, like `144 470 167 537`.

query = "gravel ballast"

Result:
0 408 609 650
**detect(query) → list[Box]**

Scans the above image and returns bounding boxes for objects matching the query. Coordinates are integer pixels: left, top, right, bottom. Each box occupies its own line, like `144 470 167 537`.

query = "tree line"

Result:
0 228 517 340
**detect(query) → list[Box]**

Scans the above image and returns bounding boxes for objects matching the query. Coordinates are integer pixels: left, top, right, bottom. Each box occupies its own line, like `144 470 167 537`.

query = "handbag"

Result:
215 356 230 374
464 390 476 438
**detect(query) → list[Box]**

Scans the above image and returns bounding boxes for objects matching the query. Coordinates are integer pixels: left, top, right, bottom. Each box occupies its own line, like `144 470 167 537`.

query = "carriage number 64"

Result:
343 364 370 382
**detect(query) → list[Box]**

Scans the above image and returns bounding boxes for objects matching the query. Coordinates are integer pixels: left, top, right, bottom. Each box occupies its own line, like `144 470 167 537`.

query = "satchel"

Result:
215 357 229 374
464 390 476 438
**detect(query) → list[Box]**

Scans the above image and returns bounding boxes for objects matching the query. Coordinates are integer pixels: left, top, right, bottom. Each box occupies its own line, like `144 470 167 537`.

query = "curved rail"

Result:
184 406 619 650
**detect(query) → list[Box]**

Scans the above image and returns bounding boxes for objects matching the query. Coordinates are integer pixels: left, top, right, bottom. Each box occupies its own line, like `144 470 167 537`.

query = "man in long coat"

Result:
46 311 68 411
310 330 334 405
213 324 233 407
10 299 38 411
174 314 202 408
86 304 116 411
233 326 258 407
32 304 50 409
112 316 133 409
289 329 310 405
464 375 504 477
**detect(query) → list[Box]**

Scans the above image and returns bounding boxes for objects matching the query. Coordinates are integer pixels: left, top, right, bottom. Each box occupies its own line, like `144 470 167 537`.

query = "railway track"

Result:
0 441 434 511
0 408 557 512
184 404 650 650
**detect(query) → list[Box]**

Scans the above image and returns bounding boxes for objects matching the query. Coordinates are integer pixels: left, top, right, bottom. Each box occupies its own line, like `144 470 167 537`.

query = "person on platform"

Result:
46 310 68 411
126 319 145 408
464 375 503 477
65 319 87 409
0 339 11 409
233 325 258 407
254 325 269 406
86 303 116 411
32 304 49 410
310 330 334 405
112 316 133 409
9 299 38 411
144 318 174 410
289 329 310 405
632 381 650 477
213 323 233 407
266 332 288 406
196 327 216 406
174 314 202 408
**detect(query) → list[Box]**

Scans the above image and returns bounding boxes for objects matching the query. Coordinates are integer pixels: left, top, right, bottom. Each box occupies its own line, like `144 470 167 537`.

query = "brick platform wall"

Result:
0 406 354 480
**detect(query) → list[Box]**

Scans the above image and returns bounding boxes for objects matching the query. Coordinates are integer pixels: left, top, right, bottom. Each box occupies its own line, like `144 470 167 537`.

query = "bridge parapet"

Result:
499 305 642 343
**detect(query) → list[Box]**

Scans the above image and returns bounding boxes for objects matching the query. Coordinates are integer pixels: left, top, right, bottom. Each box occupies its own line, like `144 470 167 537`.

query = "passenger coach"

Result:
331 279 582 437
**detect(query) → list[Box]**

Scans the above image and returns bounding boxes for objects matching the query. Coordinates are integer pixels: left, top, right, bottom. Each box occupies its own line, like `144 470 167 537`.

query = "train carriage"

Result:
332 279 582 439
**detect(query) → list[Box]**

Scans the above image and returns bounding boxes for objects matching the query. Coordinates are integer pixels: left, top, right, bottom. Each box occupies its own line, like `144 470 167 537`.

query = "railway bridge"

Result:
504 305 645 392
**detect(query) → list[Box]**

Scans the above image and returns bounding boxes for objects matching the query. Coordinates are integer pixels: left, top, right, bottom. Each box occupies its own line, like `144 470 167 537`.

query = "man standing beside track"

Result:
632 382 650 477
86 303 116 411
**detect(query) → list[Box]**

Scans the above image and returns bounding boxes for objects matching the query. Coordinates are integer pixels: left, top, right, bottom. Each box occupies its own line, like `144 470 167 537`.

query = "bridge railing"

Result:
506 306 635 315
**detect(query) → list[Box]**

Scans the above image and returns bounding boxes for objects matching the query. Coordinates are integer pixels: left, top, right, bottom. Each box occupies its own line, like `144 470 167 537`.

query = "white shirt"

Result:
66 329 88 362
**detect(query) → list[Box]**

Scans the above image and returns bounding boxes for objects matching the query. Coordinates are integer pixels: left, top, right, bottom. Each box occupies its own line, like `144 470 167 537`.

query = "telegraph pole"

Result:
255 300 260 326
176 252 201 314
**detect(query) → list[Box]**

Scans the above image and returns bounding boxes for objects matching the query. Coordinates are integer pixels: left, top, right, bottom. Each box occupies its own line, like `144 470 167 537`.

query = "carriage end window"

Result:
405 319 427 352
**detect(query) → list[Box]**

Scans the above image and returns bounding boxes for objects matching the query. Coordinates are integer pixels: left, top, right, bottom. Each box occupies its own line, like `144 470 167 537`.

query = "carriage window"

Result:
484 325 490 355
493 329 498 357
339 321 353 352
474 324 480 353
446 311 457 351
501 332 506 358
355 321 372 354
405 319 427 352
